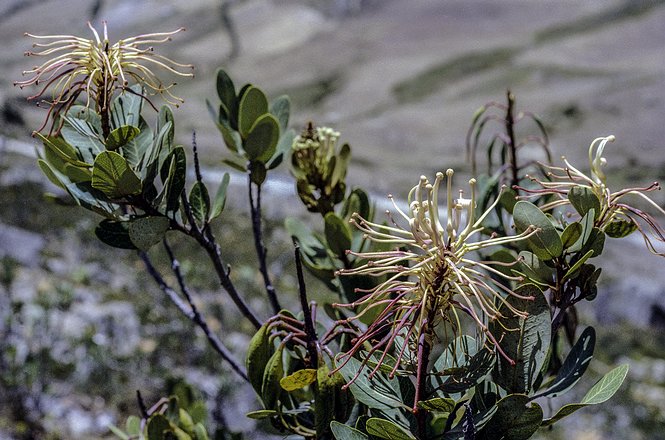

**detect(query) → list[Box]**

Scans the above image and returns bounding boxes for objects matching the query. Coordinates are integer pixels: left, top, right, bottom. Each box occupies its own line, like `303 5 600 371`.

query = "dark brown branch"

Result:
295 245 319 367
179 186 261 329
136 390 149 419
248 172 281 313
505 90 519 188
140 251 193 316
200 226 262 329
192 131 203 183
139 248 249 381
414 322 432 439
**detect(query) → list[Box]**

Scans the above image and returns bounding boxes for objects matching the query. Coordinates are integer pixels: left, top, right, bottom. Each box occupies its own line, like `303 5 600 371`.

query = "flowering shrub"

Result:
13 24 664 440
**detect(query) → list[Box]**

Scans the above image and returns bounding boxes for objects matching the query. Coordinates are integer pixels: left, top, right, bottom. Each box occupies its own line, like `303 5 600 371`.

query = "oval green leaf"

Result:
61 115 105 159
479 394 543 440
193 423 208 440
568 186 601 220
110 84 143 129
582 363 630 404
261 345 285 410
604 218 638 238
542 364 629 426
366 418 415 440
561 222 583 249
435 348 495 394
267 128 296 170
331 143 351 187
245 409 277 420
336 355 408 411
189 181 210 226
216 69 236 118
92 151 142 198
37 133 92 168
126 415 141 435
534 326 595 399
416 397 455 413
244 113 280 163
248 160 267 185
238 86 268 138
513 201 563 260
246 322 274 397
95 220 137 250
491 284 550 394
216 119 241 153
161 146 187 213
330 421 368 440
38 159 67 190
106 125 140 151
128 216 170 251
269 95 290 132
325 212 353 258
516 251 554 286
147 414 171 440
280 368 317 391
63 163 92 183
562 250 595 283
210 173 230 220
342 188 371 222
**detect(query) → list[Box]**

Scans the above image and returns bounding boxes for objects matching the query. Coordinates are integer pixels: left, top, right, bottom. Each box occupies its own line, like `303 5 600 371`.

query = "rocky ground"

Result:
1 0 665 438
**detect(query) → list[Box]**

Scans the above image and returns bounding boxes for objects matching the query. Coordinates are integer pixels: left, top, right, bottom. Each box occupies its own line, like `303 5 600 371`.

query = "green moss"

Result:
536 0 665 43
277 72 342 109
392 47 518 104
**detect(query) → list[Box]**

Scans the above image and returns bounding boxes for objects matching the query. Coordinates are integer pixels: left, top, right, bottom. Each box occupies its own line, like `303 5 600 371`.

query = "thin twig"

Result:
414 307 436 439
192 131 203 182
200 226 262 329
415 331 430 438
248 172 281 313
295 244 319 367
136 390 149 419
140 251 195 318
180 184 262 329
505 90 519 188
139 248 249 381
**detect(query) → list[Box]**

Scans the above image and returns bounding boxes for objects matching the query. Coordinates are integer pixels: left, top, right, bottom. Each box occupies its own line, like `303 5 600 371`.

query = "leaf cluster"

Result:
110 383 220 440
207 69 295 185
28 61 654 440
245 317 354 438
37 84 233 252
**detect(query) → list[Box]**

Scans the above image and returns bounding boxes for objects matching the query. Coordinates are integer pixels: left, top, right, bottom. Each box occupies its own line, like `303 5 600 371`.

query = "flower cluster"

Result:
523 136 665 255
15 21 194 133
292 123 342 177
291 122 349 214
333 169 539 379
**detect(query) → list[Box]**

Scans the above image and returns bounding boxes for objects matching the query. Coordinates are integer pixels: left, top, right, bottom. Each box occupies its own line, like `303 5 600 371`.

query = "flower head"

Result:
333 170 539 379
291 122 349 214
292 123 341 172
521 136 665 256
15 21 194 134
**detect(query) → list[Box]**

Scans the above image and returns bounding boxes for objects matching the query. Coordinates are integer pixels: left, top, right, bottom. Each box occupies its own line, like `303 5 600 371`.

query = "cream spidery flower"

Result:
14 21 194 134
333 169 540 380
522 136 665 256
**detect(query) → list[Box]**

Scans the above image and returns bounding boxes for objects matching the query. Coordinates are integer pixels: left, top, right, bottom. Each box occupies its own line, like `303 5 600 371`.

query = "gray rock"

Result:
0 222 45 267
593 236 665 327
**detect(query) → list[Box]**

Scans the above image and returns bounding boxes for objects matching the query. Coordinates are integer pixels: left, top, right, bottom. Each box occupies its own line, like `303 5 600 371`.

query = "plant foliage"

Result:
15 26 665 440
